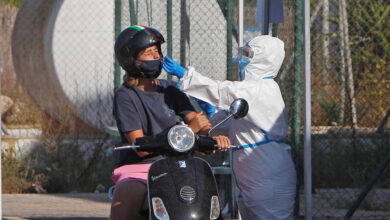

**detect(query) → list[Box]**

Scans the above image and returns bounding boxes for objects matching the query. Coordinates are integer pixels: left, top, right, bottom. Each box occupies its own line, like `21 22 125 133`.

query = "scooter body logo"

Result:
178 160 186 168
151 172 167 181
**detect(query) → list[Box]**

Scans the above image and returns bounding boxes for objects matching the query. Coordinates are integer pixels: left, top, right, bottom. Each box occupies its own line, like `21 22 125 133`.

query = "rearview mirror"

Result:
229 98 249 119
208 98 249 136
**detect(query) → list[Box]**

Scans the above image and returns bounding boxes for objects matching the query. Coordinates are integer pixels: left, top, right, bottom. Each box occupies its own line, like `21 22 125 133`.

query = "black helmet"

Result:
114 25 165 78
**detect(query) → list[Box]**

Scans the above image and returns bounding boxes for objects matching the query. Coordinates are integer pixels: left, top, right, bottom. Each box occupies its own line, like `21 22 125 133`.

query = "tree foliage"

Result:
0 0 23 8
311 0 390 127
349 0 390 127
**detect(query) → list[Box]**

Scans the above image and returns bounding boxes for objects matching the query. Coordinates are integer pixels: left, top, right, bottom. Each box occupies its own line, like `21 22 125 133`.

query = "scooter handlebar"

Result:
195 136 218 153
114 134 224 154
113 134 168 152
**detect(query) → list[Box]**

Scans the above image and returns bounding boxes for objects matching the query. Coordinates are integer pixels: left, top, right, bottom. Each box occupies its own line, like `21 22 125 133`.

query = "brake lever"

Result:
114 144 140 151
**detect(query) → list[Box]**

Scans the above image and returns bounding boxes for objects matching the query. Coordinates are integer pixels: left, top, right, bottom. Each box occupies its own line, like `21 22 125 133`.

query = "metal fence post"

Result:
272 23 278 37
294 0 304 218
226 0 233 80
238 0 244 47
294 0 303 155
114 0 122 88
167 0 172 80
261 0 269 35
304 0 312 219
345 152 390 218
129 0 137 25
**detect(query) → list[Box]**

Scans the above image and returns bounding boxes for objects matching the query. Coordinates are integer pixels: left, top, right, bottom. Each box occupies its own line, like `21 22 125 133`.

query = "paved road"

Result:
2 193 237 220
2 193 111 220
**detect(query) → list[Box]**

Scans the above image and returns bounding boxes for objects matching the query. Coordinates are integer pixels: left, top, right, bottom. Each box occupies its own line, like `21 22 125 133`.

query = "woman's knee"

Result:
111 180 147 217
113 180 147 201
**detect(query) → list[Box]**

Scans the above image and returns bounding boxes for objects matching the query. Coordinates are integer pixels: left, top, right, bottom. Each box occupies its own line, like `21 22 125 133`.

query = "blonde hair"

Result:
123 72 139 88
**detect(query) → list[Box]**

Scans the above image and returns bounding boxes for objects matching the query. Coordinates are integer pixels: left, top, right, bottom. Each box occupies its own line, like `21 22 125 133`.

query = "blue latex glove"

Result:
173 80 216 117
196 99 216 117
163 56 187 79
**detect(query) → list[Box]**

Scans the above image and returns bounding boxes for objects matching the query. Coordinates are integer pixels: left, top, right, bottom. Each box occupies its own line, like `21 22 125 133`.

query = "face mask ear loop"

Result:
134 60 146 78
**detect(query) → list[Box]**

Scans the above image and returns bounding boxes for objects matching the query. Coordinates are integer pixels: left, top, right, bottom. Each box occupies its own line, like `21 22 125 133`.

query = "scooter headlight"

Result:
167 125 195 153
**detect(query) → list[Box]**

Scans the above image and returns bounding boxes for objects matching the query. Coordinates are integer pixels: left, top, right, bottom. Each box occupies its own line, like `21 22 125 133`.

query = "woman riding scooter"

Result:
111 25 231 220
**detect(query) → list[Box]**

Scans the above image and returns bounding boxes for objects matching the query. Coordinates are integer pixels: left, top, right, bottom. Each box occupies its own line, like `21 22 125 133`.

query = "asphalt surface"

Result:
2 193 237 220
2 193 111 220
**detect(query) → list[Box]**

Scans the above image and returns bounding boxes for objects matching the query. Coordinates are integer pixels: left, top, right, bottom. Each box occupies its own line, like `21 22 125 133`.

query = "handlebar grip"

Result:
134 135 168 152
196 136 217 153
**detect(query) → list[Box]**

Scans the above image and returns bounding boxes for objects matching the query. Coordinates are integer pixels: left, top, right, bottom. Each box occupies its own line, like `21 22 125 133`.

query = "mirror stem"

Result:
114 145 140 151
208 114 233 136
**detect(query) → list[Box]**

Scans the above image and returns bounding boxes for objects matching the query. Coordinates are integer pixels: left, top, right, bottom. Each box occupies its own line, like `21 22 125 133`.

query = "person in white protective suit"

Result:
163 35 297 219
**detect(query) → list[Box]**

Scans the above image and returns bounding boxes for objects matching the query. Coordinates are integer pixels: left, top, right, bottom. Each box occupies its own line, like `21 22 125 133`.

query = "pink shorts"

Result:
111 163 152 185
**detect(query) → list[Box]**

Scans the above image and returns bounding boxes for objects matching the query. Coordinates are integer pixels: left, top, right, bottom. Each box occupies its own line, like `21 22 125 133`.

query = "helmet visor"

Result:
237 45 253 81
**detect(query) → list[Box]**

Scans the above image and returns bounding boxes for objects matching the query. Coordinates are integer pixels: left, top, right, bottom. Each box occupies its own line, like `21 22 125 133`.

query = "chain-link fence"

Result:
306 0 390 219
117 0 231 82
1 0 390 218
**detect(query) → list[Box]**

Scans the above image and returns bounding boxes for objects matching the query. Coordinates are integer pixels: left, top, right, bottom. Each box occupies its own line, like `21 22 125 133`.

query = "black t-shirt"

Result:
113 79 195 166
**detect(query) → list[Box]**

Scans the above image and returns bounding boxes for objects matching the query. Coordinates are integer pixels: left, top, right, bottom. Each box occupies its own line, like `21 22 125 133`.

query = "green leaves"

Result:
0 0 23 8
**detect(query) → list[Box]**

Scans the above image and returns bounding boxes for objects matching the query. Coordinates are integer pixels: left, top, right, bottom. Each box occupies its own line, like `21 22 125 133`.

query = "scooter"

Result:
113 98 248 220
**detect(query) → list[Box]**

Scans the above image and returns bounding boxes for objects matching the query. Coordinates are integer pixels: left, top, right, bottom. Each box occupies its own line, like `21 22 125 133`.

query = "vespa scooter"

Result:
114 98 249 220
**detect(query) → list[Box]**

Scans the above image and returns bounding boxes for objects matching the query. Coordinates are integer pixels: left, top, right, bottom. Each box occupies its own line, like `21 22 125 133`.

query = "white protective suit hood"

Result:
242 35 285 81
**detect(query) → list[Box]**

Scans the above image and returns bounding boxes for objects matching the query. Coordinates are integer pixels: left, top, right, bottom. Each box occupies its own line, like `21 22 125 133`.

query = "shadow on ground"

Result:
3 218 107 220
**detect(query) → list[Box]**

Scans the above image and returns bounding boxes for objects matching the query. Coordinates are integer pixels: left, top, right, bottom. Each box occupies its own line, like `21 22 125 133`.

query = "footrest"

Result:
211 166 232 175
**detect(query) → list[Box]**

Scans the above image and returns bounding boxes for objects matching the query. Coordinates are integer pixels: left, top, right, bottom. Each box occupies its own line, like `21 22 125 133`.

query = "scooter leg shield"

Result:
147 157 223 219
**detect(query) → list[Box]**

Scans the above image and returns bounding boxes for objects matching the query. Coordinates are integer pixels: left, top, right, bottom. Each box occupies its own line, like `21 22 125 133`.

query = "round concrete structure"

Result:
12 0 115 133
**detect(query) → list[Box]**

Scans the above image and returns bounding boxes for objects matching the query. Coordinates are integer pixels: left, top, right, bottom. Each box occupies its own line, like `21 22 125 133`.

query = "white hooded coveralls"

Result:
179 36 297 220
